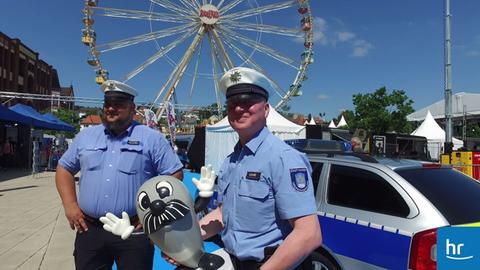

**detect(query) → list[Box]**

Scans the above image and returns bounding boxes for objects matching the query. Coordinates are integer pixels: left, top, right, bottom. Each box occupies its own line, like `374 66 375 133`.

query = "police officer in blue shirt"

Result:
198 67 322 270
55 80 183 270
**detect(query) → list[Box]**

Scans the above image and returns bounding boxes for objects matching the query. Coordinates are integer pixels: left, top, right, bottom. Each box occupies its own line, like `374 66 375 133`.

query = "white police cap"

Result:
219 67 271 100
101 79 138 99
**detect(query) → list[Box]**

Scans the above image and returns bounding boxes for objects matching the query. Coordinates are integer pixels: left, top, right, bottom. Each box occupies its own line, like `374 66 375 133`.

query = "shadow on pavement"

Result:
0 168 31 182
0 185 38 193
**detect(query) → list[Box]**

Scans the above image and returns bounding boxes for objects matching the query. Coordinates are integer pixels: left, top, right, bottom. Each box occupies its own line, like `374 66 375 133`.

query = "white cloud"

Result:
337 31 356 42
351 40 374 58
312 17 328 45
294 17 373 57
317 94 328 100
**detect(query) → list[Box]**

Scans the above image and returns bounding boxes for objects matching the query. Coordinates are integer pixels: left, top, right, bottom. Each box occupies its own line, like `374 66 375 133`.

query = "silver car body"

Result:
308 155 449 270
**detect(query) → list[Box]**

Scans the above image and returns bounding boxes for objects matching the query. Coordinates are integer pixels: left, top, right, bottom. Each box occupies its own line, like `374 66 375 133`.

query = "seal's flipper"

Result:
198 252 225 270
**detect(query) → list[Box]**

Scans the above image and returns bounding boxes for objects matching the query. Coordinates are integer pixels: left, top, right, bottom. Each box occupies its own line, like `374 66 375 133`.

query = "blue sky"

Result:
1 0 479 120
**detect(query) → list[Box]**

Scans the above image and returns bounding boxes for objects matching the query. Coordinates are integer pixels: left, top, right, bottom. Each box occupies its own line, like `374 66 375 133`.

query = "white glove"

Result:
99 212 135 240
192 164 216 198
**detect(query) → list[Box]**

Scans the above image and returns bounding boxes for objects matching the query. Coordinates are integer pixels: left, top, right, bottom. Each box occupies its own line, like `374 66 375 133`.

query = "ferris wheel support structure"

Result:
156 26 206 118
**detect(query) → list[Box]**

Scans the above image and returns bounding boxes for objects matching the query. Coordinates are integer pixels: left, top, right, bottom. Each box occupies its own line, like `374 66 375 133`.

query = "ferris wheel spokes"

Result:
178 0 200 11
219 0 244 15
226 39 286 100
92 7 195 23
188 39 204 100
123 27 198 81
221 34 288 99
216 0 226 9
150 0 196 17
222 0 296 21
206 31 228 73
211 28 234 69
221 21 300 37
208 34 224 117
221 27 298 69
150 57 183 110
156 26 207 118
97 22 197 53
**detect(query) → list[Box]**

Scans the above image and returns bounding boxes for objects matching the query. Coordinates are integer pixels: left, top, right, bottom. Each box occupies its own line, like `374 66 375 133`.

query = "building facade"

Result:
0 31 74 111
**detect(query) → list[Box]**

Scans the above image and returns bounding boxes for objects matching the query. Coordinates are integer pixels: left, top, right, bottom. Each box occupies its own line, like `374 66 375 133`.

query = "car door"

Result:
315 161 418 270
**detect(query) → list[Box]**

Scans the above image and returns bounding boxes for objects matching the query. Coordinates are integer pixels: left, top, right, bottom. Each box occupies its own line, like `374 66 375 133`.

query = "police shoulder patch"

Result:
290 168 308 192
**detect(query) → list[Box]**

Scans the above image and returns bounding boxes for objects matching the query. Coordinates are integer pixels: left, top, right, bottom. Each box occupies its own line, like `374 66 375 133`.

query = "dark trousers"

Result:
74 218 154 270
229 247 312 270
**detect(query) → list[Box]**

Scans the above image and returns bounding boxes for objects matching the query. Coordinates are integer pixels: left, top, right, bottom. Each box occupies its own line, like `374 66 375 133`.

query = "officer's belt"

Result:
229 254 262 270
84 214 140 228
228 245 313 270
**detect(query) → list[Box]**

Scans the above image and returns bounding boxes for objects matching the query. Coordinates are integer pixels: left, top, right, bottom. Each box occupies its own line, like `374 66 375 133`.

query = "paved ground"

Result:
0 169 226 270
0 169 75 270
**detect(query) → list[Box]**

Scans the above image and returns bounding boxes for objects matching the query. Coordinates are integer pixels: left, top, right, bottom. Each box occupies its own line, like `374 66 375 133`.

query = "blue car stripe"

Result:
318 212 412 270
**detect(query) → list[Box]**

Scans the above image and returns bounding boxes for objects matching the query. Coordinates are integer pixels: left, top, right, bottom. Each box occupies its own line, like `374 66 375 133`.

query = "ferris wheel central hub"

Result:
199 4 220 25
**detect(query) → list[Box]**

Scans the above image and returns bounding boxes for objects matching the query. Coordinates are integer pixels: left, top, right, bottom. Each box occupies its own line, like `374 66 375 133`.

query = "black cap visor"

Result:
104 91 134 101
226 93 266 106
226 83 269 101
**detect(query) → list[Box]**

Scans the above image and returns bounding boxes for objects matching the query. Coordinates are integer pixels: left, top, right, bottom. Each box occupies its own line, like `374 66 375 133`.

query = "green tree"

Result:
43 108 81 138
467 122 480 138
277 104 294 119
196 103 226 123
352 87 414 133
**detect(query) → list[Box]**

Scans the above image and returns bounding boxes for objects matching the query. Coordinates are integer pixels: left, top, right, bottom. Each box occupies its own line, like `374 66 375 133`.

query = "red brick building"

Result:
0 31 74 111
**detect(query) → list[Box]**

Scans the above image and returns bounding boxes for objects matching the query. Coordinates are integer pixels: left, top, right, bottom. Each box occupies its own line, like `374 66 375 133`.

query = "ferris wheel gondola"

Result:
82 0 314 116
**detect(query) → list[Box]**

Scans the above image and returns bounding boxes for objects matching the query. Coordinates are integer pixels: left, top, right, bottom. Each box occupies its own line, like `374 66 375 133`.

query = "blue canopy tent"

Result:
9 104 70 131
0 104 34 125
42 112 75 132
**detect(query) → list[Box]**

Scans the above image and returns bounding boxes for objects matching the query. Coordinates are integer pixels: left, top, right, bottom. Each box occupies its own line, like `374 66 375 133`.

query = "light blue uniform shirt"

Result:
217 127 317 261
59 122 183 218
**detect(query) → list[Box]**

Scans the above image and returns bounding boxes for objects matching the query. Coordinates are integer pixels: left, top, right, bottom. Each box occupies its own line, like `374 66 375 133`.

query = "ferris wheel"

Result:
81 0 314 116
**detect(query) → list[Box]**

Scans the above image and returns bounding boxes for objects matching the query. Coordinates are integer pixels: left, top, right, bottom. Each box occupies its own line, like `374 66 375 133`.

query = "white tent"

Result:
407 92 480 121
411 110 463 160
308 118 316 125
205 107 306 171
337 115 348 127
328 120 337 128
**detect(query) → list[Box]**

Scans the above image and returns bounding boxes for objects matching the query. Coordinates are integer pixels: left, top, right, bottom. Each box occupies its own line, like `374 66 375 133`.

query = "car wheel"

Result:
311 251 339 270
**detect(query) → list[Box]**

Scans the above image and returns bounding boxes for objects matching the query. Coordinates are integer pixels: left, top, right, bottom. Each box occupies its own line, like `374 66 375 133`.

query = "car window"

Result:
327 164 410 217
397 167 480 225
310 162 324 194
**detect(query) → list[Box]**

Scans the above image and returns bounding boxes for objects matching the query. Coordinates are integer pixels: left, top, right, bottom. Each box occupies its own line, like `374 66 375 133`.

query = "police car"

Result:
291 140 480 270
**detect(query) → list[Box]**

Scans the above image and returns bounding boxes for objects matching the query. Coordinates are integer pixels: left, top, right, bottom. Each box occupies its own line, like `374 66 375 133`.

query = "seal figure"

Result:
100 165 226 270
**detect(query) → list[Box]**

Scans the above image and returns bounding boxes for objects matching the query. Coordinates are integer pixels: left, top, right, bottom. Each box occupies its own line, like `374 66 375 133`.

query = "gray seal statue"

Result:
137 175 223 269
101 170 227 270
